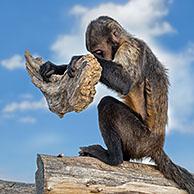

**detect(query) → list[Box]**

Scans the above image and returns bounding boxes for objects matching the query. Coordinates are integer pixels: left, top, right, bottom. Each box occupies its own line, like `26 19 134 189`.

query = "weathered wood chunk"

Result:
25 51 102 118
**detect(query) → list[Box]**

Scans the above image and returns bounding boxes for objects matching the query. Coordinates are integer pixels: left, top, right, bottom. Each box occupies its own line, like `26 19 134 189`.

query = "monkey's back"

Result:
144 47 169 138
122 43 169 144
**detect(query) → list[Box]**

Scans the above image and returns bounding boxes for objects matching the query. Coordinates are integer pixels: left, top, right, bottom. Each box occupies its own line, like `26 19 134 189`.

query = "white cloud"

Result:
0 54 24 70
2 98 47 113
70 0 175 41
166 47 194 133
51 0 175 63
51 35 85 63
50 0 194 134
19 116 37 124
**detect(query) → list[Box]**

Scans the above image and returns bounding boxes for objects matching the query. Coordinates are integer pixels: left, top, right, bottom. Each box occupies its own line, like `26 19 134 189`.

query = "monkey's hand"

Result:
67 55 83 78
93 54 107 64
79 144 107 157
39 61 61 82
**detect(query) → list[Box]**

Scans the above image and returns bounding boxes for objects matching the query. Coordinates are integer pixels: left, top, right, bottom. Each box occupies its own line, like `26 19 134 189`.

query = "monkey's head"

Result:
86 16 126 60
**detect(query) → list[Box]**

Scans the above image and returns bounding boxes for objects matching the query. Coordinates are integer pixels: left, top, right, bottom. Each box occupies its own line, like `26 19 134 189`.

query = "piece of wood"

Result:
25 51 102 118
36 154 187 194
0 179 35 194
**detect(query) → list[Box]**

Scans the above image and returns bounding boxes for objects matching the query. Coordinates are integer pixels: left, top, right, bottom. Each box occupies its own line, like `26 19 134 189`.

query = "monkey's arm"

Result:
95 56 131 95
40 56 82 82
94 40 145 95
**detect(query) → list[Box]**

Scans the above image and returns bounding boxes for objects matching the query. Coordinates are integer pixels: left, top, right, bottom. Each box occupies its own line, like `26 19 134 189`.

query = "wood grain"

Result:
25 51 102 118
36 154 187 194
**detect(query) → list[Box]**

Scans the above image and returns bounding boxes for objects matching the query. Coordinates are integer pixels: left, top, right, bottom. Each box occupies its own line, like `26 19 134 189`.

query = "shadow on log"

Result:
25 51 102 118
36 154 187 194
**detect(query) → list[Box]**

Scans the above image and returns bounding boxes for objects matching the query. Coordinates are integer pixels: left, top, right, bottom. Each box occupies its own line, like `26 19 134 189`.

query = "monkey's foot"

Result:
79 145 123 166
79 144 107 159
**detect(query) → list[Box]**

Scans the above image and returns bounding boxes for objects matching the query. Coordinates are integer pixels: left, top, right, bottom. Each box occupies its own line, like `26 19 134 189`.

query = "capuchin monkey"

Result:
40 16 194 193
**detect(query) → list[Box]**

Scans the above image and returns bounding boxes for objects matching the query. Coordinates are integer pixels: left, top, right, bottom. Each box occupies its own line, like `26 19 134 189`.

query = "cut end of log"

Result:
25 51 102 118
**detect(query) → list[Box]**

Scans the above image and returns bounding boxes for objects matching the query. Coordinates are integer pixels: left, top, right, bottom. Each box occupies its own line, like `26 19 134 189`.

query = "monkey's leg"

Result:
80 96 162 165
79 97 124 165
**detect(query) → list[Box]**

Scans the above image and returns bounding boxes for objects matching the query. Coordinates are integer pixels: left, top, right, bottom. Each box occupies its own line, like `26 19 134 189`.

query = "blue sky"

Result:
0 0 194 183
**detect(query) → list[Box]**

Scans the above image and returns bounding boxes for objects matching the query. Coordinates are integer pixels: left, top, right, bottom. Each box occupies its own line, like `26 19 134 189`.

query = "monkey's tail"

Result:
153 149 194 194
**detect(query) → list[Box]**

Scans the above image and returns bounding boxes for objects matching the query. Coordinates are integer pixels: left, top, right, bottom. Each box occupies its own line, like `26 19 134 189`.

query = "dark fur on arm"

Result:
39 56 83 82
39 61 67 82
95 55 131 95
55 64 68 75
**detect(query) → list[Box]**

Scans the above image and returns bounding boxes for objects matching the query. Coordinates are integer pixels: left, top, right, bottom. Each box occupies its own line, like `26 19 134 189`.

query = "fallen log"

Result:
25 51 102 118
35 154 187 194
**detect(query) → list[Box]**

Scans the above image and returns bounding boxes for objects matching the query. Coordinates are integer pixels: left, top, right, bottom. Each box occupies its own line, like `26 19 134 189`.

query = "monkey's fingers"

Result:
67 66 76 78
79 150 91 157
79 145 104 157
39 65 47 78
79 147 93 157
42 69 55 82
39 61 52 74
39 62 55 82
46 70 55 77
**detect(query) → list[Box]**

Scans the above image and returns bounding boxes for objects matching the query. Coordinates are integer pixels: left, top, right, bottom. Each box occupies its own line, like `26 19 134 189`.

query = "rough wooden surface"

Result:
36 154 187 194
25 51 102 118
0 179 35 194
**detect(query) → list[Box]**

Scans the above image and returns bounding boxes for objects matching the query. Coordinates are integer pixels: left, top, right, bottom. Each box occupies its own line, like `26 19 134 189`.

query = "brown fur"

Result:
114 37 168 139
40 16 194 193
83 16 194 193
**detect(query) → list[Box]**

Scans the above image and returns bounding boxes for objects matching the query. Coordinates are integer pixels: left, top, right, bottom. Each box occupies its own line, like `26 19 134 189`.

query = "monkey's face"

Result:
86 23 120 60
86 16 125 60
90 38 114 60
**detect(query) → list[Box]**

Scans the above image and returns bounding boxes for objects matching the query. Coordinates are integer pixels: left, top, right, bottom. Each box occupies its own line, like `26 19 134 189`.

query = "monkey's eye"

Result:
94 50 103 57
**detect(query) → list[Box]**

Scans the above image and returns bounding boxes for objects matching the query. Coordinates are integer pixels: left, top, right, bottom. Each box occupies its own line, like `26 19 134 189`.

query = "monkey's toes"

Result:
79 147 92 157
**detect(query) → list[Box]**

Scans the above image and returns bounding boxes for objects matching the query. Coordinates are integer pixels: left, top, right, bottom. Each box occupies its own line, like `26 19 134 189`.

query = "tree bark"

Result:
25 51 102 118
36 154 187 194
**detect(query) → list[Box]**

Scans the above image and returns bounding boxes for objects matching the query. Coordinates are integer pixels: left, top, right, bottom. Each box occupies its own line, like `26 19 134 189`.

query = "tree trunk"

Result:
36 154 187 194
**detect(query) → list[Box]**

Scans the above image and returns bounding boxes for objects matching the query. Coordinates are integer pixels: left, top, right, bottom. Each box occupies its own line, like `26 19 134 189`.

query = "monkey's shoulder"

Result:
114 40 142 67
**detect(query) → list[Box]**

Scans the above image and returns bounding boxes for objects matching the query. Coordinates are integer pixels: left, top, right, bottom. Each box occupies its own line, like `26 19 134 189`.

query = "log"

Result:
25 51 102 118
0 179 35 194
35 154 187 194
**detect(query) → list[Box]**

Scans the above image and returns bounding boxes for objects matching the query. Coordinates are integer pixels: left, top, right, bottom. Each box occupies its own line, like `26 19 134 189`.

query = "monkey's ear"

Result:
111 29 120 44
